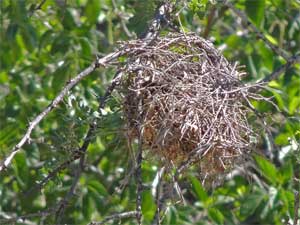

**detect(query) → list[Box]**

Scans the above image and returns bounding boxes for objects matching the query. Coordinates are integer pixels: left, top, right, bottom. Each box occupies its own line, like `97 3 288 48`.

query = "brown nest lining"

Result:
118 32 261 184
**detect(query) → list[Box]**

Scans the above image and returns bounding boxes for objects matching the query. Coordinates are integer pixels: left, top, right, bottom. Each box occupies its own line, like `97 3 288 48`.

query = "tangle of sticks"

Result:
1 1 299 224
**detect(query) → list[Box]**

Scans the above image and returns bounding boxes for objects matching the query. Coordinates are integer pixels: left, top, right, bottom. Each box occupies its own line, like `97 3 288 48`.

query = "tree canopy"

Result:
0 0 299 224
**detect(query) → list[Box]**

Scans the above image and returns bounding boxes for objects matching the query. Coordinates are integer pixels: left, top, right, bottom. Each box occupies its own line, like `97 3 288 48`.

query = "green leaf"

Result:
61 9 77 30
87 180 108 197
254 154 278 184
245 0 265 27
189 176 209 203
51 62 70 93
166 206 177 225
13 152 29 188
51 33 70 55
128 0 158 35
275 133 290 145
79 37 92 58
240 190 265 218
289 96 300 115
189 0 208 19
141 190 156 221
20 24 37 51
208 208 224 224
279 161 293 185
85 0 101 24
6 23 18 42
265 34 278 45
82 194 93 220
39 30 55 51
279 189 295 219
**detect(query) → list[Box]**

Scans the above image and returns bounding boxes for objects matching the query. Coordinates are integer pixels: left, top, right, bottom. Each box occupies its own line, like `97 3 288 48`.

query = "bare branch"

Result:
0 0 176 173
152 167 165 225
0 51 124 172
88 211 138 225
0 209 54 224
140 1 175 41
203 5 217 38
136 119 143 225
25 155 78 195
55 153 85 223
1 2 177 224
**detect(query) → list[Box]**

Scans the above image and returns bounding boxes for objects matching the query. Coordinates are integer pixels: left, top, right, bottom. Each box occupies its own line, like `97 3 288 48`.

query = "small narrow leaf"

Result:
87 180 108 197
208 208 224 224
141 190 156 221
254 154 278 184
189 176 208 203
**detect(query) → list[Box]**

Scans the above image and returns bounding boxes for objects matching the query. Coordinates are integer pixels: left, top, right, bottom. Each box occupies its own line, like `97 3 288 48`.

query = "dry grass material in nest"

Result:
118 32 263 186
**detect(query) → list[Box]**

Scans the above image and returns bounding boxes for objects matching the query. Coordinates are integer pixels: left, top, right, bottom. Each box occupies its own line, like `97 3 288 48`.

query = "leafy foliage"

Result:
0 0 299 224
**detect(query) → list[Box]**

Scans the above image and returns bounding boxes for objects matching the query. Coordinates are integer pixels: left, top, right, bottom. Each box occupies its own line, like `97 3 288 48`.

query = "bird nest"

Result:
118 32 263 186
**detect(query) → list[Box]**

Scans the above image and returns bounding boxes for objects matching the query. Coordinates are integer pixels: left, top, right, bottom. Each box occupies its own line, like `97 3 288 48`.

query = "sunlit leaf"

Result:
85 0 101 24
141 190 156 221
189 176 209 204
208 208 224 224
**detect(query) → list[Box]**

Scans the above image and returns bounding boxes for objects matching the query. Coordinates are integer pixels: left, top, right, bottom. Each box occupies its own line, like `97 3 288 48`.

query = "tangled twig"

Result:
119 32 268 187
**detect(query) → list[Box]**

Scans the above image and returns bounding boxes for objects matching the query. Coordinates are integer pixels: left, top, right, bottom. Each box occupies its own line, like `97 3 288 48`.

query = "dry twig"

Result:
88 211 138 225
120 32 266 187
0 52 124 172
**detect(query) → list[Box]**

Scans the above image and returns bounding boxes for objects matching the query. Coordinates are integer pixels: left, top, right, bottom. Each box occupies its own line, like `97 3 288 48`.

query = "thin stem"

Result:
89 211 138 225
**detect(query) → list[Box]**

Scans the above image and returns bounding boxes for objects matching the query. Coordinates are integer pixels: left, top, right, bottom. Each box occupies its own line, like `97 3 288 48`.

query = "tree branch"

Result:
152 167 165 225
0 51 124 172
88 211 138 225
0 208 54 224
1 0 176 173
54 153 86 223
1 2 177 224
136 127 143 225
262 55 300 83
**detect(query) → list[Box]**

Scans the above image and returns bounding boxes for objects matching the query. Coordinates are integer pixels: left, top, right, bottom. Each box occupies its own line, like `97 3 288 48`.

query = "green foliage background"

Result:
0 0 299 224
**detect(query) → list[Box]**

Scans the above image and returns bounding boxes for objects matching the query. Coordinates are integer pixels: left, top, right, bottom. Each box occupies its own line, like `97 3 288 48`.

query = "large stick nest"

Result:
118 32 263 186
